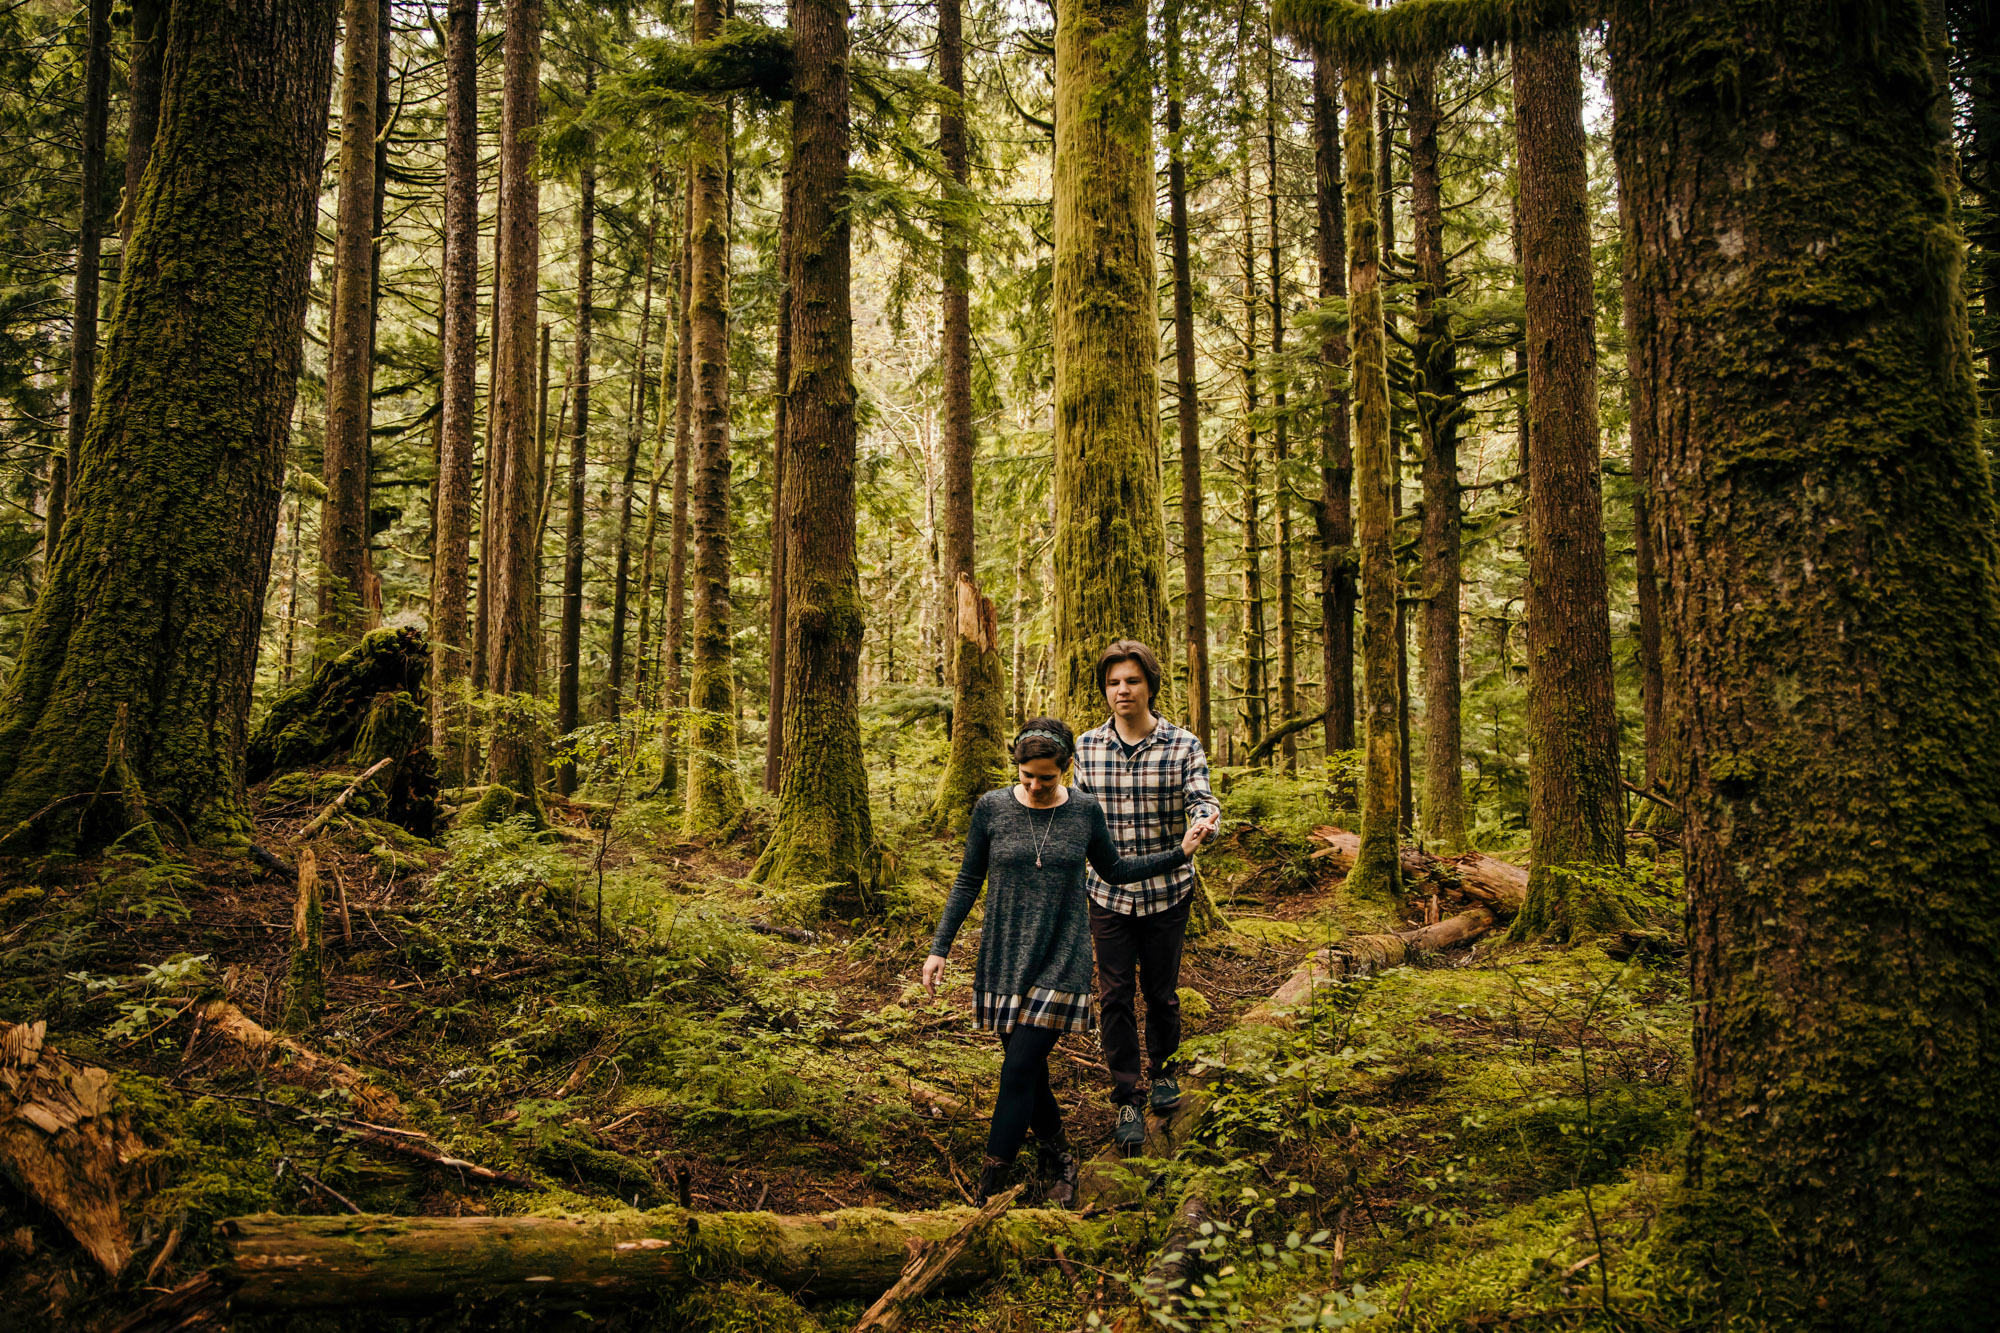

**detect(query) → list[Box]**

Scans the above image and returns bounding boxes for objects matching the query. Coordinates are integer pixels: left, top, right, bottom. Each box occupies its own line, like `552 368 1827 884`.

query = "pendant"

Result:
1036 857 1043 868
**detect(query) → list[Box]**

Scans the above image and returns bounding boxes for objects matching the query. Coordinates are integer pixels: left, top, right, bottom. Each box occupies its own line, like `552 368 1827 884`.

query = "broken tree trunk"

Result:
1307 826 1527 916
0 1022 140 1276
279 849 325 1030
213 1203 1122 1310
851 1185 1022 1333
193 1001 404 1126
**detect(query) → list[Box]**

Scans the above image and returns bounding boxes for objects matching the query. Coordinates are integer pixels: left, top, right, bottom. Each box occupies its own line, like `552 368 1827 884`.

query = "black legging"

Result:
987 1025 1065 1163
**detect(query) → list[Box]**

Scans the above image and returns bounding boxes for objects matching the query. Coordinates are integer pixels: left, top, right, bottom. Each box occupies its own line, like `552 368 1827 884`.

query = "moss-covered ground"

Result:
0 759 1690 1331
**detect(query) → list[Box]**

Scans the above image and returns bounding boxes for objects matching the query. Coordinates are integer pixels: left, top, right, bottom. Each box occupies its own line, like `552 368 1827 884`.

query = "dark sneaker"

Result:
1150 1075 1182 1113
1038 1145 1080 1207
975 1155 1009 1205
1113 1102 1145 1152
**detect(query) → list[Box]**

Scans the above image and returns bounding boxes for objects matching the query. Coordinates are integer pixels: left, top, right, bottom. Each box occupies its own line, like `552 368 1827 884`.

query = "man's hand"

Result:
1181 811 1221 858
921 953 948 998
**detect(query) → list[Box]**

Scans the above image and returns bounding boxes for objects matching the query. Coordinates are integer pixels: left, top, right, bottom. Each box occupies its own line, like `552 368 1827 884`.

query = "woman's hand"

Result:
921 953 948 998
1181 811 1221 858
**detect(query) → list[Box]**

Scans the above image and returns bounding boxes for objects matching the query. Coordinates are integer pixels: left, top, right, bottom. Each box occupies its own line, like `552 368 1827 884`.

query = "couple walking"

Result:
923 640 1222 1205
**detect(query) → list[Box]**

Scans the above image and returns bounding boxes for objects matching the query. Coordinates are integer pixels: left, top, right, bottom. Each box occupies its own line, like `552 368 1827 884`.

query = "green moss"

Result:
662 1279 825 1332
263 770 384 817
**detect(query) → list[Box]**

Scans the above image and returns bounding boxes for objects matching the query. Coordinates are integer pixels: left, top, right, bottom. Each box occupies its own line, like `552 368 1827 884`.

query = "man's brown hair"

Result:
1096 639 1162 702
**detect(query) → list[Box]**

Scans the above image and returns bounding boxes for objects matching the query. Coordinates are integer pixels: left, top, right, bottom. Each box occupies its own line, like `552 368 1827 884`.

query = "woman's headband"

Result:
1015 728 1071 759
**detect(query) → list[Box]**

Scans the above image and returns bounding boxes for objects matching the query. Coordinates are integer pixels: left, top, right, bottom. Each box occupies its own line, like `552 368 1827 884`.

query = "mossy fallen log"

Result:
1307 826 1527 915
248 627 440 837
213 1203 1123 1310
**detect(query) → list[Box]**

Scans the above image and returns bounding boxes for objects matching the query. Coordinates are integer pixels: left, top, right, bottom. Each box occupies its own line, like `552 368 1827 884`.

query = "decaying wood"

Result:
851 1184 1021 1333
0 1021 139 1276
1113 1190 1212 1332
213 1202 1120 1310
1307 826 1528 915
297 756 396 840
194 1000 404 1126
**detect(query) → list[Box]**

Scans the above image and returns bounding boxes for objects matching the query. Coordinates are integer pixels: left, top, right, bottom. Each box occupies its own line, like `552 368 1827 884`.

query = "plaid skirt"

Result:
974 985 1095 1035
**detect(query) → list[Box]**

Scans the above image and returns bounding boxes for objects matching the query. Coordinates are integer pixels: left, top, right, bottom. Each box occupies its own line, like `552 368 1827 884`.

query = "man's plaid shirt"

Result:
1073 714 1221 916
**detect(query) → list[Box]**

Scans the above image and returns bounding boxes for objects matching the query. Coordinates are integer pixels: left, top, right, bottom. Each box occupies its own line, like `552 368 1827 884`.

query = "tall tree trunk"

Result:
1381 93 1414 835
1408 57 1464 852
1165 0 1210 753
1313 47 1355 756
1510 28 1627 939
1050 0 1169 722
0 0 338 852
483 0 543 803
764 162 794 793
430 0 479 765
1268 27 1297 772
473 235 501 695
556 144 595 797
658 180 694 801
315 0 380 658
1612 0 2000 1317
46 0 111 558
1343 68 1399 909
118 0 168 253
1240 124 1268 752
930 0 1008 832
751 0 876 909
682 0 744 837
635 214 678 716
1625 181 1666 796
608 193 656 723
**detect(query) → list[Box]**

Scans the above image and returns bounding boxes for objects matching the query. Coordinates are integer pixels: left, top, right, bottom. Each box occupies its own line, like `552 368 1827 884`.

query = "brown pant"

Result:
1089 896 1191 1106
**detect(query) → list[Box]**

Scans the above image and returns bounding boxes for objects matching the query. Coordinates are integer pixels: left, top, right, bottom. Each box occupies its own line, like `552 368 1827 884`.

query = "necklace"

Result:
1029 801 1060 868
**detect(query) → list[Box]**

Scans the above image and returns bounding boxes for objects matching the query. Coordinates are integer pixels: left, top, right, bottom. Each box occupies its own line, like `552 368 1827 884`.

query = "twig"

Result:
297 757 395 839
295 1167 362 1215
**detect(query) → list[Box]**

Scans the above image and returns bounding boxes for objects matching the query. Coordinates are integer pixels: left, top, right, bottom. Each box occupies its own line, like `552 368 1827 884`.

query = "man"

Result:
1073 639 1222 1150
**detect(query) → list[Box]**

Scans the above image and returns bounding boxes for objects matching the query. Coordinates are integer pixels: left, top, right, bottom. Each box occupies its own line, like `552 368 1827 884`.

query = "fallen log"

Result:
1307 827 1527 915
852 1185 1022 1333
194 1001 404 1126
213 1203 1123 1310
0 1022 140 1276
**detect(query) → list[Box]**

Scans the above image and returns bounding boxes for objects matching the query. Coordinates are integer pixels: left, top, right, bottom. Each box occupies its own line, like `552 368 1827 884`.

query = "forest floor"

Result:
0 765 1693 1332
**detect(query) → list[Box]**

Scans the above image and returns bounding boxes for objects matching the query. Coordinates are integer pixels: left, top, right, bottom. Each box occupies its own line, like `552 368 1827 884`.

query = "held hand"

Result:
1181 811 1221 858
921 953 948 998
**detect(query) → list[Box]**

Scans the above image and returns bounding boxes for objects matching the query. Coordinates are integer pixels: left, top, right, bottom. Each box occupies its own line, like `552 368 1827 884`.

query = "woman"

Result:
923 718 1220 1204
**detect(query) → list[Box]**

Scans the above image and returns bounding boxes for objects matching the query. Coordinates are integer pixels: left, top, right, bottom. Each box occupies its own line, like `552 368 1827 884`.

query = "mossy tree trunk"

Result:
1238 120 1268 752
1313 46 1356 757
316 0 380 660
752 0 876 909
429 0 478 768
555 130 594 797
1051 0 1170 724
1342 68 1399 909
483 0 543 806
764 161 792 793
658 180 694 801
929 0 1009 832
1408 57 1465 852
607 198 655 725
1612 0 2000 1317
1268 25 1297 772
682 0 745 837
1510 27 1628 940
118 0 167 254
1165 0 1211 753
0 0 338 853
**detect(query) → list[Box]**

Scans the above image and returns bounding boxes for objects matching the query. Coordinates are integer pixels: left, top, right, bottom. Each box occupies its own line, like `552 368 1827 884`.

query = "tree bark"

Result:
1407 57 1465 852
930 0 1009 833
0 0 338 852
682 0 744 836
118 0 168 254
764 161 793 793
556 134 595 797
1050 0 1170 723
430 0 479 765
46 0 111 558
608 195 657 724
1166 0 1211 753
1239 117 1268 752
1313 47 1355 756
1268 26 1297 772
634 209 679 717
212 1205 1117 1310
751 0 876 909
1611 0 2000 1316
658 178 695 801
316 0 381 658
1381 92 1413 836
1342 69 1400 909
1511 27 1627 940
483 0 543 804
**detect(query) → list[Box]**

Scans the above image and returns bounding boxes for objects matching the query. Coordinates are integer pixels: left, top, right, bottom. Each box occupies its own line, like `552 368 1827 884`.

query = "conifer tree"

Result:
1165 0 1212 752
0 0 339 852
556 111 595 796
1313 46 1355 756
45 0 109 553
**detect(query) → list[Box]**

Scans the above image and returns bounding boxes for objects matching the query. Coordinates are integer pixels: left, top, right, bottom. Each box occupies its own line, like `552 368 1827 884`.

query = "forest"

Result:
0 0 1995 1328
